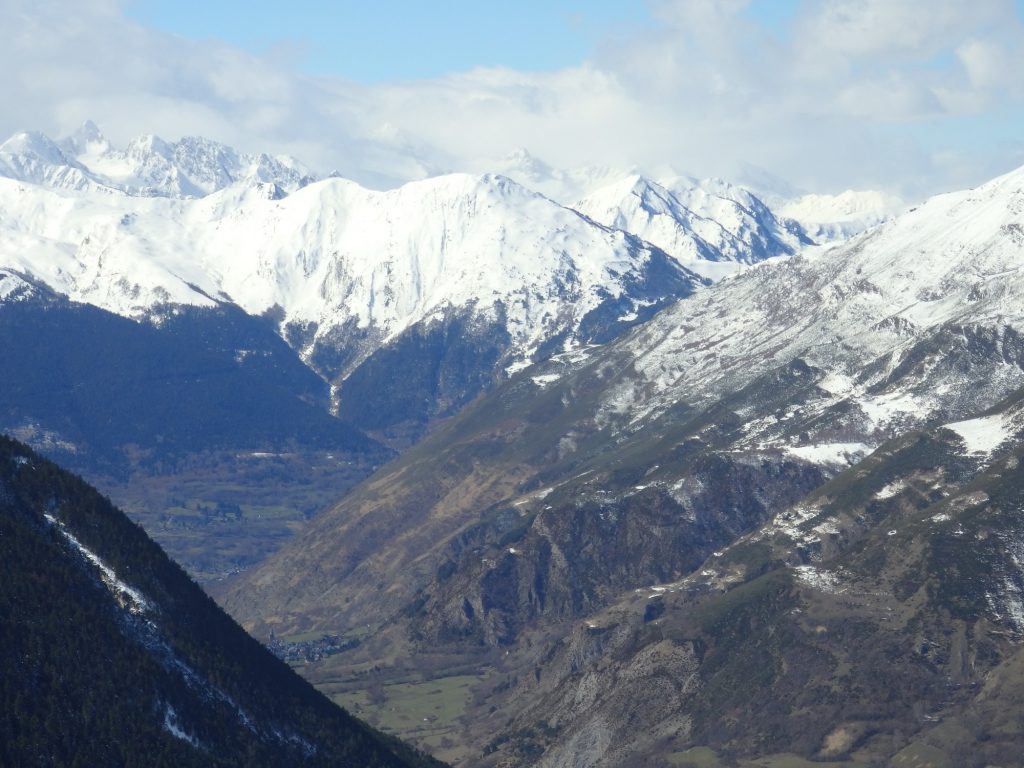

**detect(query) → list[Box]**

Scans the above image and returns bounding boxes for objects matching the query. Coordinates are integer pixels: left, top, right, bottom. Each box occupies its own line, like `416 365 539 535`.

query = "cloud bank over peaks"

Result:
3 0 1023 199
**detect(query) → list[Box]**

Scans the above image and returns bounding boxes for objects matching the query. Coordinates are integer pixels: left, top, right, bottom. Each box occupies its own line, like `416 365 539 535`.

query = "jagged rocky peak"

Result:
0 129 96 192
0 122 317 199
0 156 703 428
59 119 112 156
575 172 811 278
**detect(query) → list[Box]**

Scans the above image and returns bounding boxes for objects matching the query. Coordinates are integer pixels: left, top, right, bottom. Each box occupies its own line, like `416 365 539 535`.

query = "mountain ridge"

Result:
221 157 1024 628
0 128 724 443
0 434 445 767
0 154 703 380
0 120 315 198
575 173 811 280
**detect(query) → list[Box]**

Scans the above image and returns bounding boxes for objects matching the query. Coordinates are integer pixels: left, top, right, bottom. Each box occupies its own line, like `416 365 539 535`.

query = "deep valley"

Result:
4 122 1024 767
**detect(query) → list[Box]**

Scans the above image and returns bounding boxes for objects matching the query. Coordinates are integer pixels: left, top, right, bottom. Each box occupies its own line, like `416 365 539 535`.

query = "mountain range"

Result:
3 121 1014 766
0 122 833 579
0 125 716 440
217 159 1024 765
0 120 316 198
0 123 898 448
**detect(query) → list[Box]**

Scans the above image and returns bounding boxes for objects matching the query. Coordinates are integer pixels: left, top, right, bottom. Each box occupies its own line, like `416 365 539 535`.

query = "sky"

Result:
125 1 657 82
4 0 1024 200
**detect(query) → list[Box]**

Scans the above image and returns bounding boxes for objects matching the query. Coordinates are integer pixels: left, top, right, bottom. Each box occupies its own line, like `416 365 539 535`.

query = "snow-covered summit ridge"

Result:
491 147 642 204
0 122 316 199
493 146 898 245
596 160 1024 431
0 130 97 193
778 189 906 241
574 174 811 279
0 165 700 378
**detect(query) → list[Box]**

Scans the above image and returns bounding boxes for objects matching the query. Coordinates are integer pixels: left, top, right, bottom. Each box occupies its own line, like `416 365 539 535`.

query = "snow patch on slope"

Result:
944 414 1011 456
163 705 201 747
43 513 151 614
792 565 845 593
875 480 906 500
785 443 873 466
859 391 927 429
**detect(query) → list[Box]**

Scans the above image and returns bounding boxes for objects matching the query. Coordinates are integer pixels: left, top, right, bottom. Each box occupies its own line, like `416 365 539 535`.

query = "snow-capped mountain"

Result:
491 147 642 204
0 127 719 439
575 174 811 279
0 129 828 368
774 188 905 241
0 121 315 198
9 120 1021 768
594 162 1024 435
0 167 696 375
496 150 835 268
0 130 97 193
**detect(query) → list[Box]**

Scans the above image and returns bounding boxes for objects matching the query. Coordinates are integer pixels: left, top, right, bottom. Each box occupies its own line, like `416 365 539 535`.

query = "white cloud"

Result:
795 0 997 59
2 0 1024 199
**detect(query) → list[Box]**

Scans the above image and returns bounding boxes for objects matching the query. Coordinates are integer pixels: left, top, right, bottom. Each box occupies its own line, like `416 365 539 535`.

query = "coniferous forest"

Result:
0 436 445 767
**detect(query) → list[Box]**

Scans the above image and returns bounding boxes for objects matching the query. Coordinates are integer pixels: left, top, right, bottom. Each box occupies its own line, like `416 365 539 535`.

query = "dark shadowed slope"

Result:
0 435 445 768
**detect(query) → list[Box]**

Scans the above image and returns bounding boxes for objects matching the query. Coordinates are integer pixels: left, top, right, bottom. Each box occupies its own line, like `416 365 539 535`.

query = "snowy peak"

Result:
0 162 704 439
575 173 810 280
778 188 905 241
831 160 1024 323
496 148 558 188
492 148 640 204
596 158 1024 438
0 123 317 199
114 133 315 198
59 119 112 157
205 170 698 356
3 130 75 165
661 174 786 230
0 166 700 382
0 130 98 192
585 174 681 219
